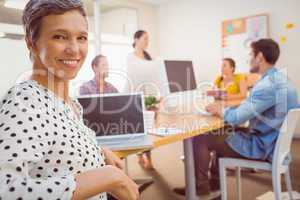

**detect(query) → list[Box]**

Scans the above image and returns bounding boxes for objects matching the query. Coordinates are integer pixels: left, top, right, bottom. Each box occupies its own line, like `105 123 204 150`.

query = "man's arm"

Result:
224 87 275 126
206 87 275 126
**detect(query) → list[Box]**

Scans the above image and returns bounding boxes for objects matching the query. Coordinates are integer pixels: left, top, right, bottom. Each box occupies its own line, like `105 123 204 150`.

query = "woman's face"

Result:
135 32 149 50
221 60 234 76
30 10 88 81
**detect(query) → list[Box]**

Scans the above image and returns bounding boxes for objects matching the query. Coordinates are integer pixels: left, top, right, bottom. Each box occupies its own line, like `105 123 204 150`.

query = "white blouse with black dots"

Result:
0 80 107 200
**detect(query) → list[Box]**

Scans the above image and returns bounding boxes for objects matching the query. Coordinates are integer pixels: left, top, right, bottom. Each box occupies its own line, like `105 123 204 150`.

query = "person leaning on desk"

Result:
0 0 139 200
174 38 299 196
79 54 118 95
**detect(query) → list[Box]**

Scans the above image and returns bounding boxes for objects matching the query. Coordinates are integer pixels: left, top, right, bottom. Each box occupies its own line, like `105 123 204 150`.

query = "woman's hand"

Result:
101 147 124 170
107 166 140 200
73 165 139 200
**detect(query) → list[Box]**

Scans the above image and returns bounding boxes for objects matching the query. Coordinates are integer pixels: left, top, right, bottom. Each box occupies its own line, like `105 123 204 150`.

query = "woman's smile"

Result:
57 58 81 69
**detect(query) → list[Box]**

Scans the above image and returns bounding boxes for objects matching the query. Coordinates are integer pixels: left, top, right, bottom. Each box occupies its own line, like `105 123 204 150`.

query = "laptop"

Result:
77 93 153 151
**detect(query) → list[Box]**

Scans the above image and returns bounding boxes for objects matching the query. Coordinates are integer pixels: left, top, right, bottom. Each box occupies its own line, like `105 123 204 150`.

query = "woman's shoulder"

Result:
127 52 149 63
105 82 119 93
1 80 39 101
234 73 246 82
0 80 51 113
214 76 222 85
127 53 143 69
127 52 136 61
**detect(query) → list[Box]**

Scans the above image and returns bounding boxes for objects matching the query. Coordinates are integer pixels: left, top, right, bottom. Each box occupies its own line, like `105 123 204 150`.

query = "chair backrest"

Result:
272 108 300 166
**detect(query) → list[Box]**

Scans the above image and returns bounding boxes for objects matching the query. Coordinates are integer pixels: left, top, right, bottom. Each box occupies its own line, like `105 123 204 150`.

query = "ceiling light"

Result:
4 0 29 10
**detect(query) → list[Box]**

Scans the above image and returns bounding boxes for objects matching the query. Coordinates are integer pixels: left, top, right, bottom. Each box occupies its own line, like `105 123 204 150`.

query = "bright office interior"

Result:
0 0 300 199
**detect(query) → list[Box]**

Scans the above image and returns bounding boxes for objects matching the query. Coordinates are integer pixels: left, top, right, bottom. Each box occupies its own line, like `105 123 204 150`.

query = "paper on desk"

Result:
148 127 184 137
256 191 300 200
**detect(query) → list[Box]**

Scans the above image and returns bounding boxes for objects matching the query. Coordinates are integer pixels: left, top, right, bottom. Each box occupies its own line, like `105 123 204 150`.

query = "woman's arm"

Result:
101 147 124 170
73 166 139 200
0 158 138 200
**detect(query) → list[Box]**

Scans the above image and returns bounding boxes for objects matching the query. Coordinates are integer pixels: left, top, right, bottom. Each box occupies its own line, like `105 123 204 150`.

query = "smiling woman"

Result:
31 9 88 81
23 0 89 87
0 0 139 200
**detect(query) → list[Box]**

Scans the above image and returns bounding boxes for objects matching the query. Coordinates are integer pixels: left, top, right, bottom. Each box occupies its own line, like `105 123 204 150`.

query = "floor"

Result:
125 139 300 200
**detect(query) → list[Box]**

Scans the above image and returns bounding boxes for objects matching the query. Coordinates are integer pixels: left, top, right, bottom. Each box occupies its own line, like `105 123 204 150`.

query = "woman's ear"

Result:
25 37 33 61
91 64 97 73
231 67 235 73
25 37 36 59
25 37 33 51
134 38 138 46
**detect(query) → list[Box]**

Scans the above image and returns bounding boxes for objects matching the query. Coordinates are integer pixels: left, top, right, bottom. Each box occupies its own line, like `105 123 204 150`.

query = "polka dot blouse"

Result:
0 80 107 200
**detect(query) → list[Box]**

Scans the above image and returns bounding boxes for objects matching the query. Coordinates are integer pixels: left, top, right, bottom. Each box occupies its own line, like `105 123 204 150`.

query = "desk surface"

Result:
113 99 242 158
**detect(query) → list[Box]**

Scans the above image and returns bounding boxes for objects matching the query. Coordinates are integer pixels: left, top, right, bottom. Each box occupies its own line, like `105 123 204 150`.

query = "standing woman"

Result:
127 30 152 62
0 1 139 200
127 30 154 170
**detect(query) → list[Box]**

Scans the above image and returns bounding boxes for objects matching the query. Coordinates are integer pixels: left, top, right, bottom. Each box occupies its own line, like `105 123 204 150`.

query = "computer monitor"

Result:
77 93 145 138
163 60 197 93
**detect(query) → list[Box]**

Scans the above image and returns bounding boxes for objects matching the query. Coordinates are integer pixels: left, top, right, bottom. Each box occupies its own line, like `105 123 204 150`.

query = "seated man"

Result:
174 38 299 196
80 54 118 95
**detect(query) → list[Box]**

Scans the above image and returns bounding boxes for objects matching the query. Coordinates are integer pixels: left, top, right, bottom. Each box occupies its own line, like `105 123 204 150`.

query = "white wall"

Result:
157 0 300 134
101 8 138 37
100 0 159 57
0 39 31 97
158 0 300 86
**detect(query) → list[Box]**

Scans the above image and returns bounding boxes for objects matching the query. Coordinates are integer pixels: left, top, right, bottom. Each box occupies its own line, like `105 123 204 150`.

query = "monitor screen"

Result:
78 94 145 136
164 60 197 93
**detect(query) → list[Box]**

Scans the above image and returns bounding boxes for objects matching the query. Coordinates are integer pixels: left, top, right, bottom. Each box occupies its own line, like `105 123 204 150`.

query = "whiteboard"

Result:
222 14 269 72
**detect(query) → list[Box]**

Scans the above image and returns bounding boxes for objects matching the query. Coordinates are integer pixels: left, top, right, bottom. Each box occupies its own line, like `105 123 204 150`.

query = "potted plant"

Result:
144 96 160 118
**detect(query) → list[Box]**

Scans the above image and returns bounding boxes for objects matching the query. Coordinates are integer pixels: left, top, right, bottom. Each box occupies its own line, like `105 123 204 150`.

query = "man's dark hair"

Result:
251 39 280 65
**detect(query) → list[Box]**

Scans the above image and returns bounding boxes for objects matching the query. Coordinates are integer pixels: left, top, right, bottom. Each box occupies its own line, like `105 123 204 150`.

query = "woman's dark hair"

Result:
22 0 86 46
220 57 236 81
223 57 236 73
251 38 280 65
133 30 152 61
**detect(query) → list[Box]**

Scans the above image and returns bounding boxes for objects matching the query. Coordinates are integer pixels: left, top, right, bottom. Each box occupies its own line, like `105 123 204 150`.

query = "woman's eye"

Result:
78 36 87 41
53 35 66 40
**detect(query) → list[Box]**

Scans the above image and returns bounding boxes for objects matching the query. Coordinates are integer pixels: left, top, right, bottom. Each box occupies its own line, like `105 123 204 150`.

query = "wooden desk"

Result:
114 99 243 200
114 112 224 158
114 98 242 158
